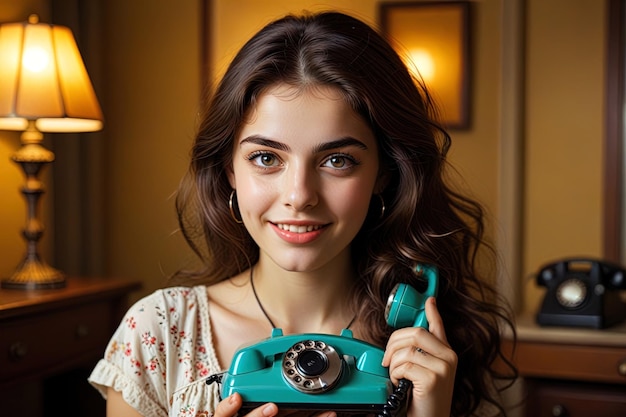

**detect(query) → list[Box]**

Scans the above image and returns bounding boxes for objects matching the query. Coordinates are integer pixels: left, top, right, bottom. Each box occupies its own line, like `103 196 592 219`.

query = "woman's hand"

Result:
214 393 278 417
382 297 457 417
214 393 336 417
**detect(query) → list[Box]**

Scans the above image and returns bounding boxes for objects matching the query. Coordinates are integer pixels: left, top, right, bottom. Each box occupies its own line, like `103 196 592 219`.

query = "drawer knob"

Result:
618 359 626 377
551 404 568 417
9 342 28 361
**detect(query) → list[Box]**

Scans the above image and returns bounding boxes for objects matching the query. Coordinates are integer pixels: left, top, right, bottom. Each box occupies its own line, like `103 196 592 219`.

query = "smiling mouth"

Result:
275 223 326 233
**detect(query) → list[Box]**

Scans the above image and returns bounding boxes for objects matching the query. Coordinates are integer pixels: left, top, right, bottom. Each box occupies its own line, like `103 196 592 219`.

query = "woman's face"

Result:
228 84 381 273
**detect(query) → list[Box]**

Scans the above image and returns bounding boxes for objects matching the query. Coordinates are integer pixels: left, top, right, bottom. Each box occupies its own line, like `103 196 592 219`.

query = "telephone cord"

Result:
379 378 412 417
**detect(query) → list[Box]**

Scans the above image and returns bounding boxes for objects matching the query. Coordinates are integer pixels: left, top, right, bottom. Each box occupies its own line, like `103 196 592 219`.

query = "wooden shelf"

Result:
503 313 626 416
503 313 626 384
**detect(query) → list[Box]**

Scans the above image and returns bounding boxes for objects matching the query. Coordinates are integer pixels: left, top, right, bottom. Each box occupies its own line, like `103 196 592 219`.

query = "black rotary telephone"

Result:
536 257 626 328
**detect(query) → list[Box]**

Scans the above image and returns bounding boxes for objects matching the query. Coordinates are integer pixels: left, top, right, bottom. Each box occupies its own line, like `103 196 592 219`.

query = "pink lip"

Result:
270 222 328 244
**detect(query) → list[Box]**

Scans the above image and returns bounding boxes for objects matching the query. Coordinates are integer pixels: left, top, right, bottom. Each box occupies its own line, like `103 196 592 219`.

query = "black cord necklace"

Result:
249 267 356 331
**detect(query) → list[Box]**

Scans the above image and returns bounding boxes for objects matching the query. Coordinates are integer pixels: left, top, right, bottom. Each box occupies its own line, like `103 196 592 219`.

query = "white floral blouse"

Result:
89 286 223 417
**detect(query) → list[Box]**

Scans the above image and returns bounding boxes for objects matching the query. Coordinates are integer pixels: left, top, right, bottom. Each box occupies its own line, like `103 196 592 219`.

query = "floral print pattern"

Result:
89 286 222 417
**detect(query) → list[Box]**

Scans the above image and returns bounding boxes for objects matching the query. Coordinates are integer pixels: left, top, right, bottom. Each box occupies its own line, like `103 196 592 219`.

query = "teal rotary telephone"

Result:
207 264 439 417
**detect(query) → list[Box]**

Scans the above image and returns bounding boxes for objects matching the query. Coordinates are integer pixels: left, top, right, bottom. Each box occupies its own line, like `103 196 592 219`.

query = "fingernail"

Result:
381 351 389 367
262 404 277 416
228 394 236 404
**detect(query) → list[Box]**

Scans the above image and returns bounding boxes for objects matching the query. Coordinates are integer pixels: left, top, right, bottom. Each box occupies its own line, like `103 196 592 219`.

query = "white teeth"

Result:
276 224 322 233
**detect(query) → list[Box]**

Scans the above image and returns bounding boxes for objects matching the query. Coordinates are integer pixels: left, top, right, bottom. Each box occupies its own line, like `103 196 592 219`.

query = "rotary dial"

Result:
555 278 587 308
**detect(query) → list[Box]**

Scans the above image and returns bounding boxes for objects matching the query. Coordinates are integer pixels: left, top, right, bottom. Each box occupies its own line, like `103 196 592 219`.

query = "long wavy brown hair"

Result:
173 11 517 417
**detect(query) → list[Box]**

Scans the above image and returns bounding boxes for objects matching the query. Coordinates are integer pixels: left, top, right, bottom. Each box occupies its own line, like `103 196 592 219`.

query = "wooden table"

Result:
0 277 141 417
503 313 626 417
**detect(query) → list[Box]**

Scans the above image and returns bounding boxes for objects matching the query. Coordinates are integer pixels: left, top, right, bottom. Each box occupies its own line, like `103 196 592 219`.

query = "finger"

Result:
382 298 451 366
277 411 336 417
386 343 457 388
214 394 278 417
424 297 448 344
386 342 452 373
387 356 432 386
382 326 431 365
250 403 278 417
383 327 454 368
214 393 242 417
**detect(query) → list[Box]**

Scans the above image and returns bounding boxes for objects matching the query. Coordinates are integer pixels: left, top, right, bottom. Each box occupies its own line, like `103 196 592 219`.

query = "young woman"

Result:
89 11 517 417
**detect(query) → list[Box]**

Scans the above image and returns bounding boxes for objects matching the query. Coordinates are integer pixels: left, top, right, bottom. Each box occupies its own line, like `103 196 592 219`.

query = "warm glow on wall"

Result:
407 48 435 83
380 1 471 129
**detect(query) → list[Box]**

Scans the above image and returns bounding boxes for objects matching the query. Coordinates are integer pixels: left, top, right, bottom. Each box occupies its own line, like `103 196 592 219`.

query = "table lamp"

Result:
0 15 103 289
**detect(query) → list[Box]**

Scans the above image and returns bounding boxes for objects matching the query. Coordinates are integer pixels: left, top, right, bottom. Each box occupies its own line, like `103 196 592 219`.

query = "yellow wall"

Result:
523 0 606 312
98 0 202 295
0 131 23 278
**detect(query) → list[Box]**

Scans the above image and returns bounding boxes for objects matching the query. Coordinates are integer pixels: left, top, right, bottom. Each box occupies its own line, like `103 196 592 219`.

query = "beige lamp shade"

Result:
0 14 102 133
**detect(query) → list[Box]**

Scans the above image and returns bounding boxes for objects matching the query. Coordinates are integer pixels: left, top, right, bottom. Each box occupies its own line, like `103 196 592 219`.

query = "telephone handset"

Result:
206 264 439 417
386 264 439 329
536 257 626 328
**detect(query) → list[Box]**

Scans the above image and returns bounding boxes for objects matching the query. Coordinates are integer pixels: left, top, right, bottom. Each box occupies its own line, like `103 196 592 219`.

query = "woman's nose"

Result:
282 164 319 211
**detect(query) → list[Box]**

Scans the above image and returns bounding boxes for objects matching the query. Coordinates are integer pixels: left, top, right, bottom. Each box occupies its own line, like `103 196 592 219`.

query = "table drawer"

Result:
0 301 112 382
503 339 626 384
525 379 626 417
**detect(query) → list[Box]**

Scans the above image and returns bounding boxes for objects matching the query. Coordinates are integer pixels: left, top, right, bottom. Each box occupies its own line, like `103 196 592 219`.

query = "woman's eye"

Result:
323 154 357 169
249 152 280 167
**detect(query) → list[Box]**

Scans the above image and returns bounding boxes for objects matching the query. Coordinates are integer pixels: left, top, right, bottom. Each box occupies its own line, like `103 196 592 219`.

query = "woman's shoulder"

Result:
88 284 220 411
133 285 208 307
123 285 210 330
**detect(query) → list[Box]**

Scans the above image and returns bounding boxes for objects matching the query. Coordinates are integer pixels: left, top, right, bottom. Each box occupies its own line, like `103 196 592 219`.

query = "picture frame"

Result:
379 1 471 129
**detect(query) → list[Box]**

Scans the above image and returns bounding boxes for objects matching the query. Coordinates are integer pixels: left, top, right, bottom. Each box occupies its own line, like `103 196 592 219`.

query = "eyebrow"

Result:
239 135 369 153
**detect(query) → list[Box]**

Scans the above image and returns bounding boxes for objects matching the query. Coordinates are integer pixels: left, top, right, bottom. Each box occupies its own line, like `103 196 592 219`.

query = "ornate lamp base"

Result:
2 121 66 290
1 255 66 289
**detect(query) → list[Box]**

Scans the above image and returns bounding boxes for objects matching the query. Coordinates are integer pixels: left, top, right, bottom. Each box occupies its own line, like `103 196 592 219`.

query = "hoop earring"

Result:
376 194 386 219
229 190 243 224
